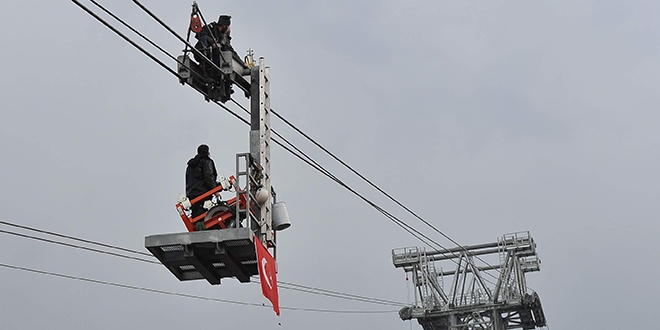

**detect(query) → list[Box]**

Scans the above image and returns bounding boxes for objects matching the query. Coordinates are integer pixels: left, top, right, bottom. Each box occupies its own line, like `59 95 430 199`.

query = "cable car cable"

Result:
230 98 340 182
0 221 405 307
78 0 342 195
89 0 179 78
0 220 151 257
73 0 469 263
85 0 241 113
71 0 178 78
72 1 500 287
0 262 396 314
274 281 406 306
0 229 159 264
231 98 505 281
225 103 456 256
73 0 506 286
68 0 541 303
130 0 229 77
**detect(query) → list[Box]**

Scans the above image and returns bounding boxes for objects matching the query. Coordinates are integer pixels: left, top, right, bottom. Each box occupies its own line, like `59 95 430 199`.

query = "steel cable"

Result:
0 220 405 307
0 263 396 314
73 0 521 288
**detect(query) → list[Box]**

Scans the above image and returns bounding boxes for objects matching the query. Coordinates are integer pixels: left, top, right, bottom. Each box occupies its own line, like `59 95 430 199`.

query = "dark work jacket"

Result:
185 154 218 198
195 22 220 42
194 23 237 55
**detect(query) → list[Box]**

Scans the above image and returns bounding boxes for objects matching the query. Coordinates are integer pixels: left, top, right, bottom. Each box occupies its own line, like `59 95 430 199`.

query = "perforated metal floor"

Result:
145 228 258 285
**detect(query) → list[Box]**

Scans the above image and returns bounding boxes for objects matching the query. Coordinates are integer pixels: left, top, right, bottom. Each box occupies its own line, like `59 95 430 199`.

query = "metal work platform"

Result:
145 228 258 285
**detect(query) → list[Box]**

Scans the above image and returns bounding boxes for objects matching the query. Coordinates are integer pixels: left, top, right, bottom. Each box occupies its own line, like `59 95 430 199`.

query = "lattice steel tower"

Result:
392 232 546 330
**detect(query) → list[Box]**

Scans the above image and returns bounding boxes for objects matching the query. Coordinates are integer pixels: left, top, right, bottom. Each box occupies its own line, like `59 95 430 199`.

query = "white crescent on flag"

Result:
261 257 272 289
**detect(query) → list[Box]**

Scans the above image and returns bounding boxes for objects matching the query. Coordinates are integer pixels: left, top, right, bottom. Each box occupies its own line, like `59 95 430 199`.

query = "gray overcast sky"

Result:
1 1 658 329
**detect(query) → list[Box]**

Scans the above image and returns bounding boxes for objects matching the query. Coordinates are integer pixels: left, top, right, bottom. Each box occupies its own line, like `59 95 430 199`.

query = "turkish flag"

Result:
255 235 280 316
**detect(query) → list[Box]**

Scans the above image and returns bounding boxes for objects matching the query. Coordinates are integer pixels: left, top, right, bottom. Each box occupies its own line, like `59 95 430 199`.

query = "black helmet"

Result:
218 15 231 26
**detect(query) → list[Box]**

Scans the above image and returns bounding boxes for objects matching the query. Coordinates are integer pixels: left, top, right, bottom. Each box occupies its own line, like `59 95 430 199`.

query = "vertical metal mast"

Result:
250 57 273 244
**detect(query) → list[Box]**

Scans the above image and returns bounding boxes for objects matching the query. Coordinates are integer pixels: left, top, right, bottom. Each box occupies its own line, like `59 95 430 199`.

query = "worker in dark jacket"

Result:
193 15 238 66
186 144 219 219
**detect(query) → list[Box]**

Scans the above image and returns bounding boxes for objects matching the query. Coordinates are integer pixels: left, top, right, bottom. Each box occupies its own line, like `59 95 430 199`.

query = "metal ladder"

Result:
234 153 261 231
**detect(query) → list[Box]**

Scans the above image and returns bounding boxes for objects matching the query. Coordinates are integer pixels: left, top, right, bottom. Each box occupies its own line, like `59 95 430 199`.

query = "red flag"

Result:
255 235 280 316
